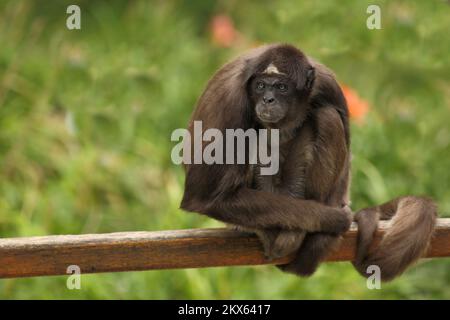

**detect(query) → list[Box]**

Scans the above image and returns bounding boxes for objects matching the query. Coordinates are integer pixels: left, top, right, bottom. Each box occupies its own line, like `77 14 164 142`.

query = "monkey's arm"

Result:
181 185 351 234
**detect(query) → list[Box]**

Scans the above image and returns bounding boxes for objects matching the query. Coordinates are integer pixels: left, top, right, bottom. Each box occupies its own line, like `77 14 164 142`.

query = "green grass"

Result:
0 0 449 299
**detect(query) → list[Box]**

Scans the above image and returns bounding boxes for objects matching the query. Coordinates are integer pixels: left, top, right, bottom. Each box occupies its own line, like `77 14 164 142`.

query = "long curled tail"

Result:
352 196 437 282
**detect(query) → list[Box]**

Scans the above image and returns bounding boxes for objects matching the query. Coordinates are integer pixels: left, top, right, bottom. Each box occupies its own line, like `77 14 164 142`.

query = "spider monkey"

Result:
180 43 437 281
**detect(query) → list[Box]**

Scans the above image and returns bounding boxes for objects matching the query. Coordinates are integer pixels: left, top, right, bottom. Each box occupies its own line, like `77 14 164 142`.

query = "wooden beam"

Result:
0 219 449 279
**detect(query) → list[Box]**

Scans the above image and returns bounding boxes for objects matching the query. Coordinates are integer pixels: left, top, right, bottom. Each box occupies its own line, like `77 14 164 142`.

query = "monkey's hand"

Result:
320 207 353 235
255 229 306 261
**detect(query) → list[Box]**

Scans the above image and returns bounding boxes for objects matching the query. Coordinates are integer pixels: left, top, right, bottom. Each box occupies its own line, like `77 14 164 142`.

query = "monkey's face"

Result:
249 75 297 125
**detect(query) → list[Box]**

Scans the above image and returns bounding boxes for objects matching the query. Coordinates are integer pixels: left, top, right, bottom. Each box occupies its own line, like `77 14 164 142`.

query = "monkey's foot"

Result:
277 233 340 277
256 229 305 261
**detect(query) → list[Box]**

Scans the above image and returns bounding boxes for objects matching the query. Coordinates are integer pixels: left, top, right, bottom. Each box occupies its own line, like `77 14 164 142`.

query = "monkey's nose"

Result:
263 96 275 104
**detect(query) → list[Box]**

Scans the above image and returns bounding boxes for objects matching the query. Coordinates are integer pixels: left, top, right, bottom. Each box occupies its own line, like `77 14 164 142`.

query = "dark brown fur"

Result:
180 44 437 281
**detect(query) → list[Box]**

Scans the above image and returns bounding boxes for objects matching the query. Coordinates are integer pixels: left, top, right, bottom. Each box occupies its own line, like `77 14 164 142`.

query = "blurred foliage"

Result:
0 0 449 299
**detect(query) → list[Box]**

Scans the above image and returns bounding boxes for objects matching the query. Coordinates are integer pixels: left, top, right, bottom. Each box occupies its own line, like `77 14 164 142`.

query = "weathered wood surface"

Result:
0 219 449 279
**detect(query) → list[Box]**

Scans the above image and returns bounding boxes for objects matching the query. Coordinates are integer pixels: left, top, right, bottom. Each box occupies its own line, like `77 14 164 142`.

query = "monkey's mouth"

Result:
256 104 285 123
257 112 284 124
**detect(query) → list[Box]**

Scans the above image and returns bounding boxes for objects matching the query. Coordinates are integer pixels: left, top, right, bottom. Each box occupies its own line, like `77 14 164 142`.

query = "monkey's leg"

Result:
252 173 308 260
252 132 314 260
276 203 350 275
260 181 310 260
277 107 351 276
231 185 327 260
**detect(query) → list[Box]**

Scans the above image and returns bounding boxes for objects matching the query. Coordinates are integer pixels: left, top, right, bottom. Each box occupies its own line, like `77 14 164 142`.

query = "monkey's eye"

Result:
276 83 288 92
256 82 265 90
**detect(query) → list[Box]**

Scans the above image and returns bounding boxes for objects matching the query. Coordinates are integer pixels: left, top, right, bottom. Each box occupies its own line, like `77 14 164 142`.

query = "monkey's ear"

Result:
305 67 315 91
243 58 259 83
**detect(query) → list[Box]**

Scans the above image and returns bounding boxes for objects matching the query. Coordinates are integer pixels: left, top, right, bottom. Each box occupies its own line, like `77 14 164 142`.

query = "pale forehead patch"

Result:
262 63 285 75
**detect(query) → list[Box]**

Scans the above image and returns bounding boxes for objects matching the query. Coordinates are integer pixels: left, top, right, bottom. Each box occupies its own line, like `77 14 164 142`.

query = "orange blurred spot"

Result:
210 15 238 47
340 84 370 123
